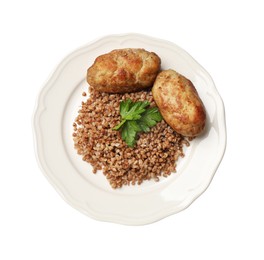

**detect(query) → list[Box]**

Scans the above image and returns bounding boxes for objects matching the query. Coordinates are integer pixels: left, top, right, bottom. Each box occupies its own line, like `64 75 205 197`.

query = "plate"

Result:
33 33 226 225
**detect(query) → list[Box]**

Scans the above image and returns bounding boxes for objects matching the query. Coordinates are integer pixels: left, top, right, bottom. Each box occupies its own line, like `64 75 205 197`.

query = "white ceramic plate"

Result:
33 33 226 225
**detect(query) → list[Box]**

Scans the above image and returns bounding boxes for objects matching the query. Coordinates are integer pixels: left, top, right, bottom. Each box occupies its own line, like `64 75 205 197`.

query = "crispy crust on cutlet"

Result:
152 70 206 137
87 48 161 93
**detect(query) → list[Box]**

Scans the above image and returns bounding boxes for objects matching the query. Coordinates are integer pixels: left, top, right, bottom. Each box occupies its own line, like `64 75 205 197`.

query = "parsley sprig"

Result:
113 99 163 147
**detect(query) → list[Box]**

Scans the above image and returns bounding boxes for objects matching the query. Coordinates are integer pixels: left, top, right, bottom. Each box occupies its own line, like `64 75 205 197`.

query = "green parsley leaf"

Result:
120 99 150 120
112 119 126 131
121 121 137 147
113 99 163 147
120 99 132 118
113 99 150 130
138 107 163 132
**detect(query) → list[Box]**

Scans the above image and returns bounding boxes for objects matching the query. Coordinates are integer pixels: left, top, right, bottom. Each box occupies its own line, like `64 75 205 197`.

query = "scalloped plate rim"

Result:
33 33 226 225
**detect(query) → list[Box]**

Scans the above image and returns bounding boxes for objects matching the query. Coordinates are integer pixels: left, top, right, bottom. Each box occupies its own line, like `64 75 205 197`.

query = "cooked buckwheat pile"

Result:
73 87 191 189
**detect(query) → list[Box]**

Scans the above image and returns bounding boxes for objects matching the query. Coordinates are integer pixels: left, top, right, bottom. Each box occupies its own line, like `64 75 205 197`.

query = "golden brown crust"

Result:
87 48 161 93
152 70 206 137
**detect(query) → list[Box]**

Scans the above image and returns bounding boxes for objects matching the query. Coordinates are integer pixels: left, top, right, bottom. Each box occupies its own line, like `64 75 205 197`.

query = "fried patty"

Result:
152 70 206 137
87 48 161 93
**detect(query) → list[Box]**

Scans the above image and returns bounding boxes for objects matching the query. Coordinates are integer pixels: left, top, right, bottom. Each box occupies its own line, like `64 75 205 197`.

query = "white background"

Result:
1 0 263 259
